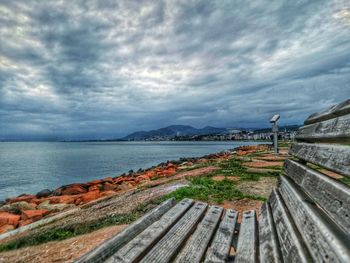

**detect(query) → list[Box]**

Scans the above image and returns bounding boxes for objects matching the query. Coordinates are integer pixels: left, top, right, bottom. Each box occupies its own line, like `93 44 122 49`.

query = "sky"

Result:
1 0 350 140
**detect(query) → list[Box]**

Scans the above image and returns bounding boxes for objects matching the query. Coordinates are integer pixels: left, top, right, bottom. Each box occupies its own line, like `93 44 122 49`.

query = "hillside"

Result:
121 125 227 140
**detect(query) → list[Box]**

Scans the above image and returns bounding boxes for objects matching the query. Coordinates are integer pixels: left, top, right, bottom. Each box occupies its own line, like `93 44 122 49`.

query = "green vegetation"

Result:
158 157 278 204
160 176 266 204
0 202 155 253
340 176 350 186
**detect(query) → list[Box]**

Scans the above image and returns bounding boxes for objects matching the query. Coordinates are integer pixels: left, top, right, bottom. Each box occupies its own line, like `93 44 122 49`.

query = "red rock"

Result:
19 219 33 227
0 212 21 227
119 182 133 191
87 179 103 186
61 184 87 195
113 177 126 184
0 224 15 234
102 177 114 184
21 210 50 221
161 167 177 176
47 195 77 204
78 190 100 204
8 194 36 204
102 183 117 191
100 191 116 197
145 171 155 178
88 185 101 192
113 176 135 184
135 174 151 183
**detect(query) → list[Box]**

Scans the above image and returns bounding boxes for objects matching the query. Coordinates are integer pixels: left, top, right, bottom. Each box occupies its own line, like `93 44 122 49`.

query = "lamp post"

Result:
270 114 280 154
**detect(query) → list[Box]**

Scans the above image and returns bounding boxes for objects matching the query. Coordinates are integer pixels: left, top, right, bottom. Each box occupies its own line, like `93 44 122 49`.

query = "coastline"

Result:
0 143 291 262
0 140 265 200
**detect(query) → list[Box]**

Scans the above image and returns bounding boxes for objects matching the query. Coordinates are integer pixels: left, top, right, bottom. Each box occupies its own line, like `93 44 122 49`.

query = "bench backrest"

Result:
260 99 350 262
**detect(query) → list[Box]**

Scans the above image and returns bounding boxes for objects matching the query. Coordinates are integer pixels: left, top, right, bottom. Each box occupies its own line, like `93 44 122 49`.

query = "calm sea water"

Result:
0 141 266 200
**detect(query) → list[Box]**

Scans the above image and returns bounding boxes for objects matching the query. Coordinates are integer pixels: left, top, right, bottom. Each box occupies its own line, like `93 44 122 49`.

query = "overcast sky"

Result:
1 0 350 140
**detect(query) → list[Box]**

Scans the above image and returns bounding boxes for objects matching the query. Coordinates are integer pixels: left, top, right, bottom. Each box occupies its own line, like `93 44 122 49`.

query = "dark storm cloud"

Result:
0 0 350 139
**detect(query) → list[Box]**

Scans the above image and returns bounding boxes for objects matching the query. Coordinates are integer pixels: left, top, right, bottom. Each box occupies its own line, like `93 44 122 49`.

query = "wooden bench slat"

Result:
204 209 238 263
289 143 350 177
107 199 194 263
235 210 258 263
284 159 350 233
259 202 283 263
269 188 312 263
74 198 176 263
140 202 207 263
304 99 350 125
279 176 350 262
296 114 350 143
174 206 223 263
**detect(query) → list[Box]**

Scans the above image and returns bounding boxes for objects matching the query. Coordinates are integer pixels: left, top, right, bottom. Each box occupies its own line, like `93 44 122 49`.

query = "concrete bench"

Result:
76 99 350 263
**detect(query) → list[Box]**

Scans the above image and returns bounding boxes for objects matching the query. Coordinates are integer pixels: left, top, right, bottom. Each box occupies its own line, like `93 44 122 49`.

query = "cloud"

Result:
0 0 350 139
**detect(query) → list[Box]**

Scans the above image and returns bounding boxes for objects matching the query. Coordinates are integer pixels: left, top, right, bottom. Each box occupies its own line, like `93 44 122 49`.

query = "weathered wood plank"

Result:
204 209 238 263
296 113 350 143
259 202 283 263
269 188 312 263
284 159 350 233
140 202 207 263
279 176 350 262
289 143 350 177
304 99 350 125
74 198 176 263
107 199 194 263
235 210 258 263
174 206 223 263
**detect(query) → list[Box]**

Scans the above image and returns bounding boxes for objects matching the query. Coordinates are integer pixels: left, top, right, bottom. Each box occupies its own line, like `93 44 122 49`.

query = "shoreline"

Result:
0 144 272 235
0 143 291 261
0 140 267 201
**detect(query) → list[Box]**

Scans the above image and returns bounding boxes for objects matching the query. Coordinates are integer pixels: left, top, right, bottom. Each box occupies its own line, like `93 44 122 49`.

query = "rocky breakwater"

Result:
0 150 235 234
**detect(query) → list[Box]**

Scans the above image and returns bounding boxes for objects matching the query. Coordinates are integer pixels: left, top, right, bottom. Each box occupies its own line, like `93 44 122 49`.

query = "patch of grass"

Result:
217 157 278 181
340 176 350 186
159 175 265 204
278 141 292 148
0 202 155 253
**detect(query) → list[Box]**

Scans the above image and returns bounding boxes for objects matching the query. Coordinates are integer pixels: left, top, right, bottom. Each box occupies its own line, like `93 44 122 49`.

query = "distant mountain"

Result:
121 125 227 140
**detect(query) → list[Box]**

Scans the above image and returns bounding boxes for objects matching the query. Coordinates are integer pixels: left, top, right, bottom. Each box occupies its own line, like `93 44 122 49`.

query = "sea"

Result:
0 141 267 200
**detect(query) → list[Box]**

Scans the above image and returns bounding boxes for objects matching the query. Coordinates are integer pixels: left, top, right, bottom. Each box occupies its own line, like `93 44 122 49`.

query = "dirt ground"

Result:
236 177 277 198
0 225 127 263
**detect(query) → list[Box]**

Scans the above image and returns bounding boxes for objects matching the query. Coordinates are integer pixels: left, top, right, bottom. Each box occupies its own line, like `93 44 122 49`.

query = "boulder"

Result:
102 183 118 191
88 184 101 191
8 194 36 203
100 191 116 197
36 189 52 198
135 174 151 183
21 209 50 221
0 201 36 214
119 182 133 191
0 200 5 207
102 177 114 184
19 219 33 227
0 224 15 234
77 190 100 204
61 184 87 195
37 200 75 212
87 179 103 186
47 195 77 204
160 167 177 177
0 212 21 227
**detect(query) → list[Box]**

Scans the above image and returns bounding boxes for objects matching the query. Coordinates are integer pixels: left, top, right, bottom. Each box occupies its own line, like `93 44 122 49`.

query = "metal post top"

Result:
270 114 280 123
